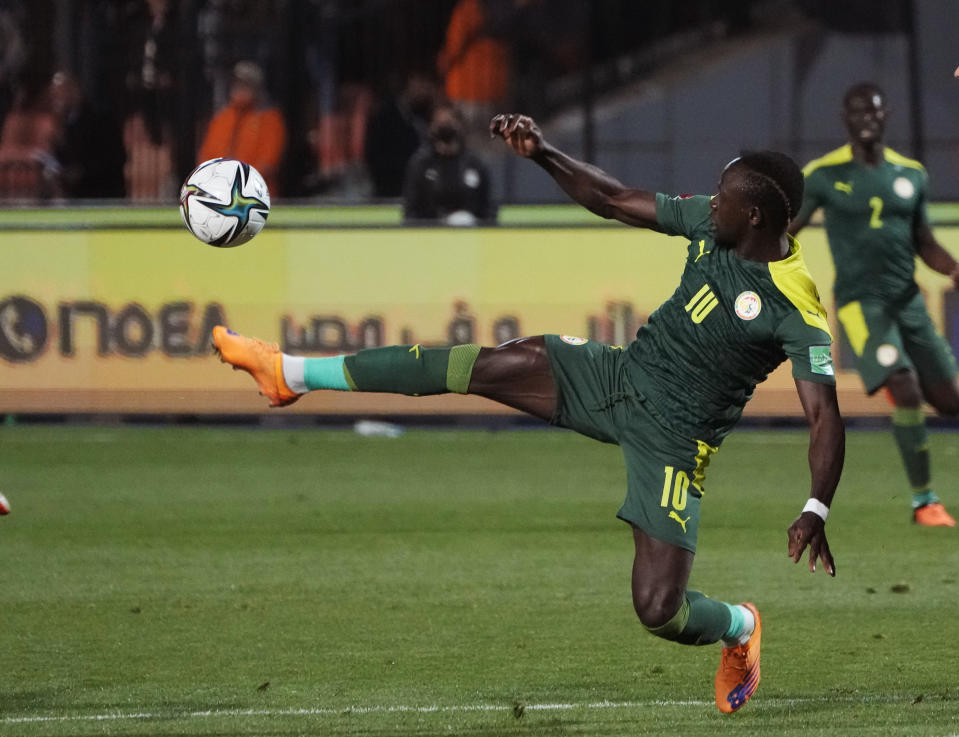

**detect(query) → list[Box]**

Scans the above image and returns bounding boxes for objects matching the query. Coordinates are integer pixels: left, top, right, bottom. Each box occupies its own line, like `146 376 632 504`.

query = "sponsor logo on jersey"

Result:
893 177 915 200
876 343 899 367
560 335 588 345
834 181 853 194
809 345 835 376
734 291 762 321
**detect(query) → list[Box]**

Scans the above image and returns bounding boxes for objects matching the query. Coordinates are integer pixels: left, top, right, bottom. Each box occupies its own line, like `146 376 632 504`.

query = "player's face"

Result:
843 91 886 144
709 162 752 246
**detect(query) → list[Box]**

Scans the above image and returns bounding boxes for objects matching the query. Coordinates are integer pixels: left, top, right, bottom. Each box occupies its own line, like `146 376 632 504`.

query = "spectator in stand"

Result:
0 85 57 199
48 71 126 199
198 60 286 196
363 71 437 199
437 0 512 128
123 0 178 199
125 0 177 146
402 100 496 226
0 2 27 127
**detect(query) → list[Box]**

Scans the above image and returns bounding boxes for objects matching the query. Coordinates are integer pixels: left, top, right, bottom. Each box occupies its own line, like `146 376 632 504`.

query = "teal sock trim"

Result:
303 356 351 391
722 602 745 641
912 489 940 509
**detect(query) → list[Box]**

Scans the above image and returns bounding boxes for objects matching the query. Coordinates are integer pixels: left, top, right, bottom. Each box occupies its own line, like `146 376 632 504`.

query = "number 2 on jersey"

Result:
868 196 884 229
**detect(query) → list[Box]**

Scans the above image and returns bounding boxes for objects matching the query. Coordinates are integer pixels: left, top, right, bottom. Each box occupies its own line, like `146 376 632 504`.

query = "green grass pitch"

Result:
1 425 959 736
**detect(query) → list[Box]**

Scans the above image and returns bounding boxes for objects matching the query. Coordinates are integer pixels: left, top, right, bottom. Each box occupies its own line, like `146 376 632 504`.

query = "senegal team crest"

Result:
734 291 762 321
561 335 588 345
877 343 899 367
893 177 915 200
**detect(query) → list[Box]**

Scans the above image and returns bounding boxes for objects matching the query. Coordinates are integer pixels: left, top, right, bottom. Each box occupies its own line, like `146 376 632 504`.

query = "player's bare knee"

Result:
472 336 548 382
632 586 684 631
913 379 959 416
636 594 689 643
885 370 922 408
930 395 959 416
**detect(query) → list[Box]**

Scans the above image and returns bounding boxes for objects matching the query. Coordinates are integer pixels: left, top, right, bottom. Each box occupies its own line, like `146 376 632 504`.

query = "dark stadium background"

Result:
3 0 957 204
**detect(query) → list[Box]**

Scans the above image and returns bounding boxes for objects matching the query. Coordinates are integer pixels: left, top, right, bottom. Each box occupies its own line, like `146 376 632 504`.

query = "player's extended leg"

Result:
630 526 761 713
212 326 557 419
885 369 956 526
467 337 557 420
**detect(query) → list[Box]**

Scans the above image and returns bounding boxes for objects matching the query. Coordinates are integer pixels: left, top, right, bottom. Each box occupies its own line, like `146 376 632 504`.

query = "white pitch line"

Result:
0 694 920 725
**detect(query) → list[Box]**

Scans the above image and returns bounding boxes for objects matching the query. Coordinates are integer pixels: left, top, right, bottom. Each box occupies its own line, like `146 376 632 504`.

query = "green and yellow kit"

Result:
797 144 956 392
545 194 835 551
797 143 928 306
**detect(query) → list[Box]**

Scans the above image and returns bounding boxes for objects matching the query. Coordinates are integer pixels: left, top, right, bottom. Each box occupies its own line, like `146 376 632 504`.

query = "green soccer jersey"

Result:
797 144 929 306
624 193 836 446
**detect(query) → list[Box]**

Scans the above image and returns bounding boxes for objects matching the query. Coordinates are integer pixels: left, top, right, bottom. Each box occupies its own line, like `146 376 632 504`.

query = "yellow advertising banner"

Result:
2 225 959 415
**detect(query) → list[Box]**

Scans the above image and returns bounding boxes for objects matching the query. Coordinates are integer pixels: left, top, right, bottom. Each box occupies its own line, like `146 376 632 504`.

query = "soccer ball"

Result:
179 158 270 247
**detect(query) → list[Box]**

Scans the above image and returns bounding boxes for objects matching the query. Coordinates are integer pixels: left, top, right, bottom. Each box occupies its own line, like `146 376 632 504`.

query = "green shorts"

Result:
543 334 716 553
836 293 957 394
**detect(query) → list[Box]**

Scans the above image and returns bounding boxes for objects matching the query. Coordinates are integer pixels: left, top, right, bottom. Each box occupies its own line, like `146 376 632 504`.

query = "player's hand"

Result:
489 114 544 158
787 512 835 576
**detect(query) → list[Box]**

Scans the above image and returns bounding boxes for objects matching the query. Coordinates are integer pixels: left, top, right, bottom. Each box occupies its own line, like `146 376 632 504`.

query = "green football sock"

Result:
338 344 481 396
891 408 936 506
644 590 731 646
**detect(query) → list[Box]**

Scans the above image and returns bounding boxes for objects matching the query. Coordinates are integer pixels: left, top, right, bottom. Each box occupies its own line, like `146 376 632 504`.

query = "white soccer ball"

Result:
179 158 271 247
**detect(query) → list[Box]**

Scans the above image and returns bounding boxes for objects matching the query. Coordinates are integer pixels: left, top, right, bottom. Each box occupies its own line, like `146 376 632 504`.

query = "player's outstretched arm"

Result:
788 378 845 576
489 113 660 230
915 223 959 289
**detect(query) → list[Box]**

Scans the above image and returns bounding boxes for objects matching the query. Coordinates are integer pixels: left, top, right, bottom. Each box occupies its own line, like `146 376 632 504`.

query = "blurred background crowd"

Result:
0 0 950 207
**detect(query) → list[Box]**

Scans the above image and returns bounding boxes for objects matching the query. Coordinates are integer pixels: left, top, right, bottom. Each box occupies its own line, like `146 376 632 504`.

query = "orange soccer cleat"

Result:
913 502 957 527
212 326 300 407
715 602 762 714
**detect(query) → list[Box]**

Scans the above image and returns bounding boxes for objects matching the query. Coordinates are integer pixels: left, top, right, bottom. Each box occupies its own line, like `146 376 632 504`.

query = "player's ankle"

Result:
911 489 939 509
721 603 755 646
282 355 308 394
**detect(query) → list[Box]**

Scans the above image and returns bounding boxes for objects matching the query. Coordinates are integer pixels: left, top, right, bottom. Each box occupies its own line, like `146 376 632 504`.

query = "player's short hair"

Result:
843 81 885 109
736 150 804 231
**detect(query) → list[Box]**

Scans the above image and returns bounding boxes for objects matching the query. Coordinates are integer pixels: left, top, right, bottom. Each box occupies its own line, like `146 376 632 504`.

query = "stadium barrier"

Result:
2 212 958 417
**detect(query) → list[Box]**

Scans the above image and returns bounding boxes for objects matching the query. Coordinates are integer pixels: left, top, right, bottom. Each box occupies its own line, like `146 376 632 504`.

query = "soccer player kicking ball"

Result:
213 113 845 714
790 82 959 527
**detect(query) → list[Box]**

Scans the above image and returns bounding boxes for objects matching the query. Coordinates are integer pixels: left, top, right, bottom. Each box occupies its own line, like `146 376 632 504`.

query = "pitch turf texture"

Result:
2 426 958 736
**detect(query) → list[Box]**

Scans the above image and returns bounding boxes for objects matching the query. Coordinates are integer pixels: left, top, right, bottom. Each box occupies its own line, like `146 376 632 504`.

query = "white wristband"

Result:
802 498 829 521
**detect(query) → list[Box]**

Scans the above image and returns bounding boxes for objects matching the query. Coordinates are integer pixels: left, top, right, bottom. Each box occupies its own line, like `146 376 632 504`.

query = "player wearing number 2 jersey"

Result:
789 82 959 527
213 113 845 714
